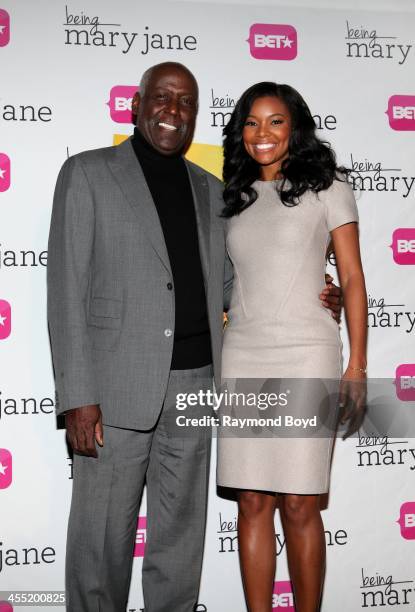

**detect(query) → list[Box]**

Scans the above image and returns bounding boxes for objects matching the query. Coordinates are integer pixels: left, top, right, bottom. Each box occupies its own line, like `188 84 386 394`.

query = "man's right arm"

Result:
223 250 233 313
208 173 234 312
47 156 102 456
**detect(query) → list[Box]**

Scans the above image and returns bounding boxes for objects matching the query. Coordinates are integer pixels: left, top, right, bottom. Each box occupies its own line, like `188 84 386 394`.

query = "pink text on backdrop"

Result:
0 448 12 489
107 86 139 124
134 516 147 557
248 24 297 60
0 153 11 192
386 95 415 131
0 9 10 47
0 300 11 340
390 228 415 265
395 364 415 401
397 502 415 540
272 580 295 610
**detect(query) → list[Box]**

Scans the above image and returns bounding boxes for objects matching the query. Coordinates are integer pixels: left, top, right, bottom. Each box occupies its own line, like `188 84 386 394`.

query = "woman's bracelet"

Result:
347 365 367 373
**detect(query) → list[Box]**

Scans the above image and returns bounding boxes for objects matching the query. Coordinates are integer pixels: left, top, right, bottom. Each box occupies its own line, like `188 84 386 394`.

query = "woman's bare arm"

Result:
331 222 368 377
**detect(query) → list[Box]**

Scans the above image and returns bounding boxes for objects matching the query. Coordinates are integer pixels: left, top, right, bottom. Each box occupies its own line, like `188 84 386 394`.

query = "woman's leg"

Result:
279 494 325 612
237 490 277 612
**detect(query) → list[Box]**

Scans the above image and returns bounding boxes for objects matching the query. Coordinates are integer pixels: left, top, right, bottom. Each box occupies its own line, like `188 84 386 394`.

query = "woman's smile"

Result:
242 95 291 180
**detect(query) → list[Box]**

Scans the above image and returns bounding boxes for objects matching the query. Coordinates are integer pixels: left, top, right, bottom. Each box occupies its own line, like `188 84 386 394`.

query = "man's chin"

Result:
155 141 186 156
149 128 189 154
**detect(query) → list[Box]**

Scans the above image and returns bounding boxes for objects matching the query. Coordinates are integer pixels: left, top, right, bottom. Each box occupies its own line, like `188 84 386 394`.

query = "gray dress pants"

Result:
65 364 213 612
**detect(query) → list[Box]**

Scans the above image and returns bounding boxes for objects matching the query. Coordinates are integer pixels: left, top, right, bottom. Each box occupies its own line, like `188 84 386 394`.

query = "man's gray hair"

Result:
139 62 198 98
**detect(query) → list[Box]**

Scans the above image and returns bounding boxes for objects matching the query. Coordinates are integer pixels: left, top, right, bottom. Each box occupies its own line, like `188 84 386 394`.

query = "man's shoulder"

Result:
185 159 225 219
67 142 123 169
185 159 223 189
185 159 224 211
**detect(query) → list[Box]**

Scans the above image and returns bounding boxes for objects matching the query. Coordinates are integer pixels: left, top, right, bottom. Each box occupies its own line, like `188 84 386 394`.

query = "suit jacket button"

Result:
167 282 173 290
164 328 173 337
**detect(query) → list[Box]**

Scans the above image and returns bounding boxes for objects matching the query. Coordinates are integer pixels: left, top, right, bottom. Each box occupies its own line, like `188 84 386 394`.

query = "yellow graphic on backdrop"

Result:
186 143 223 179
113 134 223 180
113 134 130 146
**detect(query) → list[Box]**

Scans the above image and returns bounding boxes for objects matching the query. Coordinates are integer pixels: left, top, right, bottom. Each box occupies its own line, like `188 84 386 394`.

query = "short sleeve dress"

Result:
217 177 359 494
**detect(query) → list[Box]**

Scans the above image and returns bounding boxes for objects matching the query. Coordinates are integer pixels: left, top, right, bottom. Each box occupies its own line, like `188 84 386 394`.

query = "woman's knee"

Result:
238 491 275 520
280 494 320 526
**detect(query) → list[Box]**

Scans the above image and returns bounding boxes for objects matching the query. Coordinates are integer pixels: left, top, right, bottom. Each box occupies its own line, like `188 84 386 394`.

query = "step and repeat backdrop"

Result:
1 1 414 610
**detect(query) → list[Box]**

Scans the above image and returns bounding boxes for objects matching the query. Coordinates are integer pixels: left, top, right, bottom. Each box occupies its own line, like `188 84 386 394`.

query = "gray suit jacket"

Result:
47 137 233 430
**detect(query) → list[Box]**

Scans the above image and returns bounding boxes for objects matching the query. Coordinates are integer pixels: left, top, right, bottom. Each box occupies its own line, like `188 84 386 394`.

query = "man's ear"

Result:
132 91 141 117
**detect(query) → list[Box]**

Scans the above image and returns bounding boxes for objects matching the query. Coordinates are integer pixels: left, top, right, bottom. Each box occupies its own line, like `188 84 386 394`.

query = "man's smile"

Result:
158 121 179 131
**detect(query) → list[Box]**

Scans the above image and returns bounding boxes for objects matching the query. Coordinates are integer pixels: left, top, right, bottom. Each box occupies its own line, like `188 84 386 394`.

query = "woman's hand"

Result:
319 274 342 323
339 366 367 440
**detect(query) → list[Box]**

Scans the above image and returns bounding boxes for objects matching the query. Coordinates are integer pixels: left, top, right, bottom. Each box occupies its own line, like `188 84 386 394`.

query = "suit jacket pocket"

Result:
88 296 122 351
88 296 122 328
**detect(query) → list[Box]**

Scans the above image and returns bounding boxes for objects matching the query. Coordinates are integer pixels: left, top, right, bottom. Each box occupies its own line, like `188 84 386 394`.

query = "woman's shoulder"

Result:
316 175 359 230
318 174 354 200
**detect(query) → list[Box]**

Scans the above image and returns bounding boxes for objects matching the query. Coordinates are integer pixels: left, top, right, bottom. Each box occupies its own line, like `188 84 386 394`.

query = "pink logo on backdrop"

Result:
0 300 11 340
248 24 297 60
133 516 147 557
0 153 11 192
107 86 138 123
390 228 415 265
395 364 415 401
0 9 10 47
386 95 415 131
272 581 295 609
397 502 415 540
0 449 12 489
0 602 13 612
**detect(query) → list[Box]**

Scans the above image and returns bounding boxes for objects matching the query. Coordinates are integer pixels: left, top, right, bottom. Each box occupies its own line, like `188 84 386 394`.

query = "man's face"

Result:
133 66 198 156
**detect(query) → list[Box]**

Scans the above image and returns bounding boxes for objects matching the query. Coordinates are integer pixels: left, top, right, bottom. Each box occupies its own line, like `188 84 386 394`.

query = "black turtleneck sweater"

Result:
131 128 212 370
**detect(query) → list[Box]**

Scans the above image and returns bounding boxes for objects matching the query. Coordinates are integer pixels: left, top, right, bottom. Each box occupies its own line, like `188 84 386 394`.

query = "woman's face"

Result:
242 95 291 181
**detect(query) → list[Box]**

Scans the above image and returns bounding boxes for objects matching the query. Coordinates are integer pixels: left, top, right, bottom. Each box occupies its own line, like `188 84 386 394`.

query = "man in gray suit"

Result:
48 61 230 612
47 61 341 612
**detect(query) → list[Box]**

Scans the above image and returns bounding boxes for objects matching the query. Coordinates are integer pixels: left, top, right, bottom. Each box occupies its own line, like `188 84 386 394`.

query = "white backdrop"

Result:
1 1 414 610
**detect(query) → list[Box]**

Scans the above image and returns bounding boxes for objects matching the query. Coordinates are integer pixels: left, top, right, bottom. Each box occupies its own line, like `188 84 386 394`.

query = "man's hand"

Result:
320 274 342 323
65 404 103 457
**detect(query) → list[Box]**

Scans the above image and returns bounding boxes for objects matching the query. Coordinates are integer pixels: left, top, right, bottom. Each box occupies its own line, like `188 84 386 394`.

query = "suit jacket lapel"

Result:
185 161 211 284
107 137 171 274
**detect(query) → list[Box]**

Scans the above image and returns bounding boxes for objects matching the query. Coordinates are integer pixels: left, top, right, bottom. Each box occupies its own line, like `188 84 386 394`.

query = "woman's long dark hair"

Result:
222 82 348 217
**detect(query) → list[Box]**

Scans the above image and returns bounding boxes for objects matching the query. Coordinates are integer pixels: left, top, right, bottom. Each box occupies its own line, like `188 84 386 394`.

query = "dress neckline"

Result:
254 179 284 183
253 178 283 187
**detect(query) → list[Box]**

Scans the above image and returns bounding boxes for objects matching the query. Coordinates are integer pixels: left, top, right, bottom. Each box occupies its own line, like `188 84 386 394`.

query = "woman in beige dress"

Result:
217 82 367 611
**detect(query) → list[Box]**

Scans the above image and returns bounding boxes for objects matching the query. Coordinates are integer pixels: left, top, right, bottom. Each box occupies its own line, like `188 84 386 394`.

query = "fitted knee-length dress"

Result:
217 178 359 494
